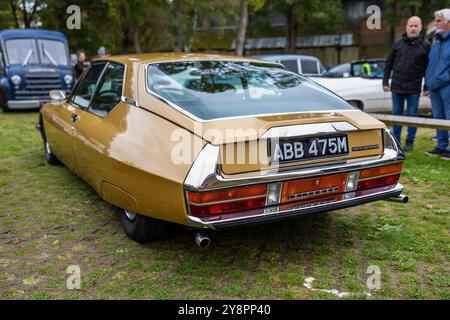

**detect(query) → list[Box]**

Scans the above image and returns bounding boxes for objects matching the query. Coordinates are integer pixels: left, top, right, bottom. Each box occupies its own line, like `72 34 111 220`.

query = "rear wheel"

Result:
117 208 169 243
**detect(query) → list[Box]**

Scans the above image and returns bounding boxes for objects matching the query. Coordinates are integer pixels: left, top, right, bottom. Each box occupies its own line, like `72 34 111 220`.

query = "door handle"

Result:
71 114 80 123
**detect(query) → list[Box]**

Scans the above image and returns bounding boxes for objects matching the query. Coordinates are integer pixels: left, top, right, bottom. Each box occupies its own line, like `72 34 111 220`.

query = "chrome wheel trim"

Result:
45 141 52 155
124 210 137 222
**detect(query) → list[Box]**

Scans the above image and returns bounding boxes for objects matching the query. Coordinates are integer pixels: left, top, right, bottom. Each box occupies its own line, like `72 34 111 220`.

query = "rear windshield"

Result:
146 60 354 120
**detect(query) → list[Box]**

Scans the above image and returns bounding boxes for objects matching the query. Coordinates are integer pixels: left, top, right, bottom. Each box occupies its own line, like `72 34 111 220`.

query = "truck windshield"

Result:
5 38 68 66
147 60 354 120
5 39 39 65
38 39 68 66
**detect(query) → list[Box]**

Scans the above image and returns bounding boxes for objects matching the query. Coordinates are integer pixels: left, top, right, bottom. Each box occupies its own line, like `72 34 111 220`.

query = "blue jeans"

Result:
391 92 420 143
429 85 450 151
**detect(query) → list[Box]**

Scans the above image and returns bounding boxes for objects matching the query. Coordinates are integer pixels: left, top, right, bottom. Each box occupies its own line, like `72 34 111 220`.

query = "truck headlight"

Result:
64 74 73 85
11 75 21 86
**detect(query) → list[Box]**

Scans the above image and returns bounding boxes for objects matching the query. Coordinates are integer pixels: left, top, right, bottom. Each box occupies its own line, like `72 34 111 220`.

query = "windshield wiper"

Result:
22 49 33 66
43 48 58 66
41 42 58 66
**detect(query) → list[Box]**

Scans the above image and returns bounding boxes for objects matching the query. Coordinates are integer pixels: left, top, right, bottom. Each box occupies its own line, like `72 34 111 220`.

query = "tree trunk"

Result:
235 0 248 56
21 0 29 28
133 27 142 53
174 0 183 52
184 8 198 52
284 5 296 54
9 0 20 28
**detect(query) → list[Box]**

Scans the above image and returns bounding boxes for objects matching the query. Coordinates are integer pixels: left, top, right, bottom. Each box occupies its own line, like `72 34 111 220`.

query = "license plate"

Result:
270 135 349 164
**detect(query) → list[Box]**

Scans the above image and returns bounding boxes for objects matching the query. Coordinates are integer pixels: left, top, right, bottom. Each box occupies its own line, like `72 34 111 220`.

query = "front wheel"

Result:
0 89 9 113
117 208 169 243
43 138 60 165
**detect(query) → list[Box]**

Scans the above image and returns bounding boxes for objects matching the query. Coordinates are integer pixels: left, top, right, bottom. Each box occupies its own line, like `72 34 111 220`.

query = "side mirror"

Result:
49 89 66 101
343 72 350 78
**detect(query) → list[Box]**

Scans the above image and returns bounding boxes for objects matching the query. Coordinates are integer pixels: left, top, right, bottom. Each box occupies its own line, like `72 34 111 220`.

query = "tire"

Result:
0 88 9 113
117 208 169 243
40 119 60 165
43 138 60 165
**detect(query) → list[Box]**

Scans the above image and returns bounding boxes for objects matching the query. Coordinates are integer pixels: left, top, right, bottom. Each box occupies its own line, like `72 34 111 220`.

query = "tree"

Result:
235 0 266 56
8 0 43 28
384 0 450 44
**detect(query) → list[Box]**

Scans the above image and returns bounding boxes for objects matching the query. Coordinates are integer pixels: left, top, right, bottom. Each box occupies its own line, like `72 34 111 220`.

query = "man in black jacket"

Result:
73 50 87 81
383 16 430 151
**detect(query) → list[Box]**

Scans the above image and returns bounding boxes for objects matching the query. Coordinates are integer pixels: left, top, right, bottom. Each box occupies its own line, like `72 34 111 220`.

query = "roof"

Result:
232 34 354 50
0 29 68 41
94 52 275 65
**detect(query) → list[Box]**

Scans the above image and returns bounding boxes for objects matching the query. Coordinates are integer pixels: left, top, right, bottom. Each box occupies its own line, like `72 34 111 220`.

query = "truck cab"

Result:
0 29 73 112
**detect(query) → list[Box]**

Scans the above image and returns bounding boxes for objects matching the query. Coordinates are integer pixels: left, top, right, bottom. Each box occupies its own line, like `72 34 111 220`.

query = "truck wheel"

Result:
117 208 169 243
0 89 9 113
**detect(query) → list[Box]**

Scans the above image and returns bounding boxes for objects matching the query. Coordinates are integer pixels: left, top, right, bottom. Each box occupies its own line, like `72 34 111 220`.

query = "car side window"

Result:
71 62 106 108
280 60 299 74
89 63 125 116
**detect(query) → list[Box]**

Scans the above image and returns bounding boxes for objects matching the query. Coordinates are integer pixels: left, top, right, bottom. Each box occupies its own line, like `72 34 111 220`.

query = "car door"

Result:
43 64 107 170
71 62 126 192
52 61 107 173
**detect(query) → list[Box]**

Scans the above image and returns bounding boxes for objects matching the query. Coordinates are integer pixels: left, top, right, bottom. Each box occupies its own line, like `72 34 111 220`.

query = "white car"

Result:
310 60 431 114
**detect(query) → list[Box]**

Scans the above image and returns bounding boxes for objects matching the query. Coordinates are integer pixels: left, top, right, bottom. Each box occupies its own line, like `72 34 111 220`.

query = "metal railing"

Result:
368 114 450 131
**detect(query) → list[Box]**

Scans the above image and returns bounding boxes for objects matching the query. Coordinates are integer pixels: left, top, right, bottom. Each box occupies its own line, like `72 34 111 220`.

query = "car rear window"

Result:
301 60 319 75
146 60 354 121
279 59 299 73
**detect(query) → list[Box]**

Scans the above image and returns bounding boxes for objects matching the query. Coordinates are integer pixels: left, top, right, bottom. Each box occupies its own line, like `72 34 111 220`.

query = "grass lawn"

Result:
0 111 449 300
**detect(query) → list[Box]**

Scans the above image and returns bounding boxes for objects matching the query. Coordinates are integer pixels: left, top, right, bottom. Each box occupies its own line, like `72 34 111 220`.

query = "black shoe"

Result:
442 151 450 160
404 140 414 152
425 148 446 157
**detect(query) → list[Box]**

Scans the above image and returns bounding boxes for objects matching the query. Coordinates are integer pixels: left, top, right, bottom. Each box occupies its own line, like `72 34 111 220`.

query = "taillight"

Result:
189 197 267 216
357 173 401 190
359 163 403 180
188 185 267 204
187 185 267 217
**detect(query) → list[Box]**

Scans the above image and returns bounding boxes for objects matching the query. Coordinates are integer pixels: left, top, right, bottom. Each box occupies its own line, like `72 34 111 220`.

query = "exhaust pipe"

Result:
195 232 211 249
385 194 409 204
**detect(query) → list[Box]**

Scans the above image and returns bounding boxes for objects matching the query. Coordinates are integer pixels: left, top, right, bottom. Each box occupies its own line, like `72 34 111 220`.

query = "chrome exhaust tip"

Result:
385 194 408 204
195 232 211 249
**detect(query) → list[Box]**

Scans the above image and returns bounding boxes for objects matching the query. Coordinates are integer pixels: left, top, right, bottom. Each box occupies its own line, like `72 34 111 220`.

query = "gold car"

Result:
39 53 407 247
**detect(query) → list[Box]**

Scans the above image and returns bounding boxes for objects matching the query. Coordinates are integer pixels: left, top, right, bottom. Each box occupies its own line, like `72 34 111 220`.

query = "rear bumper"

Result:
187 183 405 229
7 100 49 109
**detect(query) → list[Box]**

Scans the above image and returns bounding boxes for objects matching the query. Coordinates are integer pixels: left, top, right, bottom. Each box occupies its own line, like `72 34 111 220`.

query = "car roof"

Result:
350 58 385 63
95 53 274 66
251 54 320 61
0 29 68 41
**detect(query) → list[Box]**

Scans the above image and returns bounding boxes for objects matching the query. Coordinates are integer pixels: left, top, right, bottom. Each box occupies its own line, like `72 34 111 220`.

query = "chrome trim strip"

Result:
260 122 356 139
121 96 137 106
186 183 404 229
184 146 402 191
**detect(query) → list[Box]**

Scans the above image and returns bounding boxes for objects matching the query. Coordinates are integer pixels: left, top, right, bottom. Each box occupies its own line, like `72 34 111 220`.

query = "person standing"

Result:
74 50 86 81
383 16 430 151
425 9 450 160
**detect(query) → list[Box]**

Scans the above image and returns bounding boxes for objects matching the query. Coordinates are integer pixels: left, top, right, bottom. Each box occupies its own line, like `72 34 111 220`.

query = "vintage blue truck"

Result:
0 29 73 112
